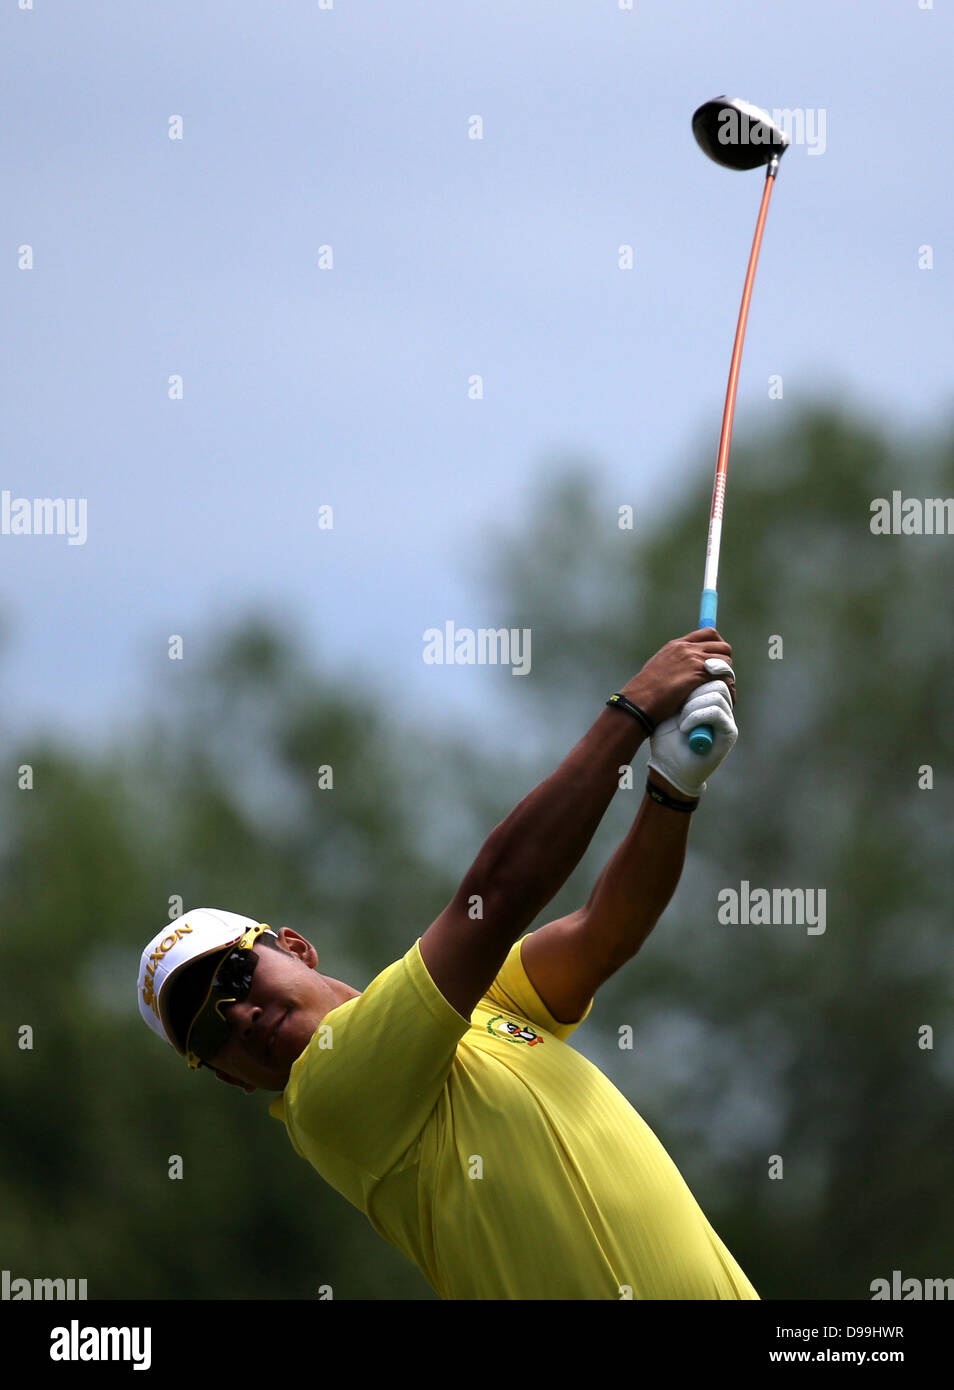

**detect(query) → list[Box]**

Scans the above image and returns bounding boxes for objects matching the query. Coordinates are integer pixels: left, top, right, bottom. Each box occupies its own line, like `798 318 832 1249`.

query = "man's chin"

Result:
270 1014 316 1083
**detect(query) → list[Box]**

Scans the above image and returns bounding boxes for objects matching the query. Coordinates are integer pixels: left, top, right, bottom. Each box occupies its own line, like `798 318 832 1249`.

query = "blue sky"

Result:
2 0 951 748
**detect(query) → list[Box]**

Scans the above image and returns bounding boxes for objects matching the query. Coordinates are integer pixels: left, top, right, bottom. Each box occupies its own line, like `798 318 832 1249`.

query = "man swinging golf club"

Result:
137 626 759 1300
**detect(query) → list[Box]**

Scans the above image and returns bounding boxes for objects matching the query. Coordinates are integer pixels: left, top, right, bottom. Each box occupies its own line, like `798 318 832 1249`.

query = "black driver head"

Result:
692 96 790 171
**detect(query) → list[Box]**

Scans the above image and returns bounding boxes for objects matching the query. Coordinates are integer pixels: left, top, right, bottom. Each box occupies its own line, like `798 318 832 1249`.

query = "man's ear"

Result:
275 927 318 970
214 1067 256 1095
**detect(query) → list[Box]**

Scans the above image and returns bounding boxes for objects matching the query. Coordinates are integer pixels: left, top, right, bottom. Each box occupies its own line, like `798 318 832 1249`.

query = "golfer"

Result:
138 627 757 1300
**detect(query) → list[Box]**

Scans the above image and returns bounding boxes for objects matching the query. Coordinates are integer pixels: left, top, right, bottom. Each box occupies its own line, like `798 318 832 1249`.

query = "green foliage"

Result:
2 403 951 1299
483 402 954 1300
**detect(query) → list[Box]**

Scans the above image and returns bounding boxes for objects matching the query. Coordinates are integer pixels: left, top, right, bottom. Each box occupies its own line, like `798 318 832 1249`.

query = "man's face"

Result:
203 928 335 1093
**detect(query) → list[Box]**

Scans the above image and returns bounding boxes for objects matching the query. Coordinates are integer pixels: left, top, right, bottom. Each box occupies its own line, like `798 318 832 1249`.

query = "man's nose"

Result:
224 998 263 1042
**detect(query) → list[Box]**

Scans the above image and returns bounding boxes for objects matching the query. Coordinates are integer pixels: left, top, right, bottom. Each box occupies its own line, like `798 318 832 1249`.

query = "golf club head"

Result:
692 96 790 171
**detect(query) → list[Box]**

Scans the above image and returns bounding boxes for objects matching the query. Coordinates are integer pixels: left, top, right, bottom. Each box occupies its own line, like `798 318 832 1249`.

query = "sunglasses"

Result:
184 924 274 1070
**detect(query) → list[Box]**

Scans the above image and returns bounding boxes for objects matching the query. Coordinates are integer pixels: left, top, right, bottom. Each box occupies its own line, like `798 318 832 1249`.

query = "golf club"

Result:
688 97 790 754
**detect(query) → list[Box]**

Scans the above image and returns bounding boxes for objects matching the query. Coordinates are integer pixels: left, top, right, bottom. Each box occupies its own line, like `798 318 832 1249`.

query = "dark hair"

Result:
166 932 285 1053
256 931 285 953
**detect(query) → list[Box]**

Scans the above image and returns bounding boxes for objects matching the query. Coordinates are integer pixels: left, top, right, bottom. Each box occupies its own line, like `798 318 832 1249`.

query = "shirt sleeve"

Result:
481 934 594 1042
270 937 471 1180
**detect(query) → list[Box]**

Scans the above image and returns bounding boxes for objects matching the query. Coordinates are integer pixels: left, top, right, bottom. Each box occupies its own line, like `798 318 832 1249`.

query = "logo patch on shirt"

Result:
486 1014 544 1046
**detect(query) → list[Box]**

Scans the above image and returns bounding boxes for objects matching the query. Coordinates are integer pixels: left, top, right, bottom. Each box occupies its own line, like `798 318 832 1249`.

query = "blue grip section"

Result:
690 590 719 754
698 588 718 629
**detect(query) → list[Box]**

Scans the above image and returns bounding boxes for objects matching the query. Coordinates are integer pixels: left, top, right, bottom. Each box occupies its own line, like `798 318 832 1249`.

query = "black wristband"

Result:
645 777 699 813
606 692 655 735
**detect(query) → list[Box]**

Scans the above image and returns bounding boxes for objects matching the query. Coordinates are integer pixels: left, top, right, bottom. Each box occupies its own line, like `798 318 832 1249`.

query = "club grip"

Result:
690 588 719 755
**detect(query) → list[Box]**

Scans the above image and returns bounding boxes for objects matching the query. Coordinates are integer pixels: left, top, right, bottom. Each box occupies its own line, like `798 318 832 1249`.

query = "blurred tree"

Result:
1 403 952 1300
479 401 954 1299
0 620 471 1300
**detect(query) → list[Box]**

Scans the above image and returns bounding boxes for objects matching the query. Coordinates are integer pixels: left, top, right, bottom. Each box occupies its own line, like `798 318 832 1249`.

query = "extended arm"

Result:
521 675 739 1023
419 629 732 1019
582 771 696 961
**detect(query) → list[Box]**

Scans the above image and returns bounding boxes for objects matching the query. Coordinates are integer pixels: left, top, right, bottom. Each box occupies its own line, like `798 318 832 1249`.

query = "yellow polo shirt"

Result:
268 934 759 1300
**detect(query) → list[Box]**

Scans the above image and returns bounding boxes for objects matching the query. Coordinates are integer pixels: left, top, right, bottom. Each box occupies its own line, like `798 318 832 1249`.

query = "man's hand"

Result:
621 628 735 726
647 679 738 799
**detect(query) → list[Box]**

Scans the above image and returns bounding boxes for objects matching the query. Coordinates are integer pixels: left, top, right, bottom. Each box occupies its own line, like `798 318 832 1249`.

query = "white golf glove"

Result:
646 676 737 799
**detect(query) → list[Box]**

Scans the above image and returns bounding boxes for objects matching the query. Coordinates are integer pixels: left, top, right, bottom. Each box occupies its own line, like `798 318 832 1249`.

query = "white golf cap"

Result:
138 908 267 1058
